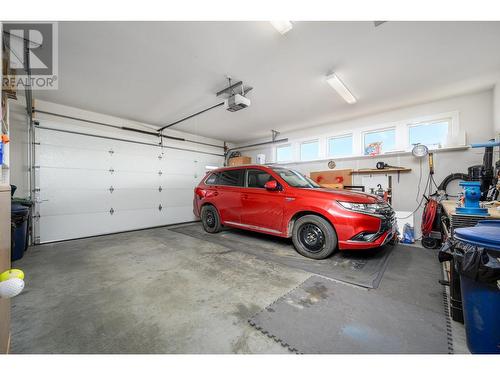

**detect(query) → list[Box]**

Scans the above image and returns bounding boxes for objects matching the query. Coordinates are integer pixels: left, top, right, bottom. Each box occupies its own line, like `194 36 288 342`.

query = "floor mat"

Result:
169 223 394 289
249 275 450 354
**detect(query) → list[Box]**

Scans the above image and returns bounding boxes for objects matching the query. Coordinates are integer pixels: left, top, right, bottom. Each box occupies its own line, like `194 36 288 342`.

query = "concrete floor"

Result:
11 225 309 353
10 224 467 354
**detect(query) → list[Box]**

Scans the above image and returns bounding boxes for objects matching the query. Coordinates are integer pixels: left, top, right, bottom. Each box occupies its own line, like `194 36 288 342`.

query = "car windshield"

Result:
271 168 321 188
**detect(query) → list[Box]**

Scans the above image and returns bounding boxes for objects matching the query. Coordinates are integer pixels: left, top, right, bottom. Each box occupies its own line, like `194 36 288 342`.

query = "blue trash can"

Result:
11 203 29 261
454 220 500 354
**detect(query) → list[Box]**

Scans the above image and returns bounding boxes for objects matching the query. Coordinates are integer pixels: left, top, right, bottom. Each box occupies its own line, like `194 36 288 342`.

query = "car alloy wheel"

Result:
298 223 325 253
205 210 216 228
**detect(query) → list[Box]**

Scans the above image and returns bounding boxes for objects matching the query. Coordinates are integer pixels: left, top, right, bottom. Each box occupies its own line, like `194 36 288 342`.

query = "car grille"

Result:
378 205 396 232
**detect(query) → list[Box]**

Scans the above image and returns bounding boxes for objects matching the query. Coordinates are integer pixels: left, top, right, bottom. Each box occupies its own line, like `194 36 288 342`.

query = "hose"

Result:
437 173 468 194
421 198 438 236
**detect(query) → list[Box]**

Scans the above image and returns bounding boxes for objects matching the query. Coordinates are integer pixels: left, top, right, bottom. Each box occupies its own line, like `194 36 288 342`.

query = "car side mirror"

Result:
264 180 279 191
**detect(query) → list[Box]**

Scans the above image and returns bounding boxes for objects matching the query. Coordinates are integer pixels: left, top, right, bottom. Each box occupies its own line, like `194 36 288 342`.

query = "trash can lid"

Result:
455 220 500 250
11 202 29 215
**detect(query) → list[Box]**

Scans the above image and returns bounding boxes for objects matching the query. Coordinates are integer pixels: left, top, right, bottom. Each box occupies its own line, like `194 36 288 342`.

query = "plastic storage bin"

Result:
11 203 29 261
454 221 500 354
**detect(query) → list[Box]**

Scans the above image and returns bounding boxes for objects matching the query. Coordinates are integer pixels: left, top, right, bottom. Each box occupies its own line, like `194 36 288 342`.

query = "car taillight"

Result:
195 187 206 199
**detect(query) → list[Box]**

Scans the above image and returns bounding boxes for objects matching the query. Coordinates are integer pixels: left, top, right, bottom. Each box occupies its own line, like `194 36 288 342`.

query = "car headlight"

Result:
337 201 386 215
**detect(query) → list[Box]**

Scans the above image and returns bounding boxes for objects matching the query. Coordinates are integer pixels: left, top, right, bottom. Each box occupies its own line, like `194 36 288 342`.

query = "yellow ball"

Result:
0 269 25 282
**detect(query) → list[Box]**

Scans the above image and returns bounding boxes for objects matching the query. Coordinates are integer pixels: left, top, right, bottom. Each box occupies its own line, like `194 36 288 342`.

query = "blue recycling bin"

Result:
11 203 29 261
454 221 500 354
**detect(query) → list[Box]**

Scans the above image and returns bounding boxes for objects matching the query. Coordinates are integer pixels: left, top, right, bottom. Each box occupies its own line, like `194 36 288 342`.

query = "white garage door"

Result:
33 125 223 243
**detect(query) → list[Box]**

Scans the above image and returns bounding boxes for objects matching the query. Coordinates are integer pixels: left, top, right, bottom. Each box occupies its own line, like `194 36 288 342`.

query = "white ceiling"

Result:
35 21 500 142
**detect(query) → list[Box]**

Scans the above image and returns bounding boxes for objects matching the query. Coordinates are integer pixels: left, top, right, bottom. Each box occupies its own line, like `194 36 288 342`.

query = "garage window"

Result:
328 134 353 156
276 144 292 162
363 128 396 155
218 170 244 186
300 140 319 161
409 119 449 148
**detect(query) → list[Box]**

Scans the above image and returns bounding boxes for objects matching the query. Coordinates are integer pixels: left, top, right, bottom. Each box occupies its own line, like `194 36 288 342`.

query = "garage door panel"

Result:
37 167 112 190
38 212 114 242
162 174 198 189
35 126 222 243
36 143 111 169
163 188 195 207
110 189 164 210
109 151 163 171
163 160 200 175
36 128 114 152
111 171 162 187
38 189 113 216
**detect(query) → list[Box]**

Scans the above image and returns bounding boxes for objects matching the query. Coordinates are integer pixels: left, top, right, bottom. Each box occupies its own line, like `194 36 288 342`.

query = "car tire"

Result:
201 205 222 233
292 215 337 260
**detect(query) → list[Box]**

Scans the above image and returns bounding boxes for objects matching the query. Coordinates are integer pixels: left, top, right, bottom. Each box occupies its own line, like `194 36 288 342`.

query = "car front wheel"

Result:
292 215 337 259
201 205 222 233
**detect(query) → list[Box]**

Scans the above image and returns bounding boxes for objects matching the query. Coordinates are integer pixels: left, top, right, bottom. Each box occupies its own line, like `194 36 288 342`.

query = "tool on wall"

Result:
375 161 405 170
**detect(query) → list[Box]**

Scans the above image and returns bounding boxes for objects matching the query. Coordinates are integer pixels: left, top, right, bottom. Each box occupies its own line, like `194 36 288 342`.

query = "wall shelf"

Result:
351 168 412 175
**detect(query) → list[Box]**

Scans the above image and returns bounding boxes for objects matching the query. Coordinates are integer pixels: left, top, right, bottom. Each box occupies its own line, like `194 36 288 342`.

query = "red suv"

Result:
193 165 397 259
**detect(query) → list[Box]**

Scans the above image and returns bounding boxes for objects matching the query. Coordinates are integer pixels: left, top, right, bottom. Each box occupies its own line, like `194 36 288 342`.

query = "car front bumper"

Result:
337 208 398 250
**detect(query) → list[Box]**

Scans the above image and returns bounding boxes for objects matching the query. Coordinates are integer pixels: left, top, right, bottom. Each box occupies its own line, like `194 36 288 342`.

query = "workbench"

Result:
440 199 500 238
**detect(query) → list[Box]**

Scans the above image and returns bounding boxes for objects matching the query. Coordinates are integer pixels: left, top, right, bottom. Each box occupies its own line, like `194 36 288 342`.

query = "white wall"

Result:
494 81 500 138
237 90 496 238
9 97 226 198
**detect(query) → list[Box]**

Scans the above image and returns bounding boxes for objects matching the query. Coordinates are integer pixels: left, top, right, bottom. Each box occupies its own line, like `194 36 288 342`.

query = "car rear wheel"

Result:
292 215 337 259
201 205 222 233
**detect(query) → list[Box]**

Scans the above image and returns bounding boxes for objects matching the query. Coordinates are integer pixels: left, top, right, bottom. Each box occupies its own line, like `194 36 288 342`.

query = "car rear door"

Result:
240 169 285 233
214 169 244 224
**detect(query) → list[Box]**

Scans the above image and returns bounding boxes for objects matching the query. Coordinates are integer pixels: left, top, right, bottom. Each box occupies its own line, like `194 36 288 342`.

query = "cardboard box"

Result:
228 156 252 166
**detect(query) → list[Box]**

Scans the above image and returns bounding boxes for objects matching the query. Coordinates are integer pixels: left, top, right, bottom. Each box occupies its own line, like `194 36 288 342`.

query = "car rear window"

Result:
205 173 218 185
218 169 244 186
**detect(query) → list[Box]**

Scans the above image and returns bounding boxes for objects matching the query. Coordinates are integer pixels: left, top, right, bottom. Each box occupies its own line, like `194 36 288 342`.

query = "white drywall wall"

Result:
494 81 500 139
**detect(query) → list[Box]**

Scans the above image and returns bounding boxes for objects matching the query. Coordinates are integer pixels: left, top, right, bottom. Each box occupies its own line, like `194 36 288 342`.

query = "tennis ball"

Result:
0 269 25 282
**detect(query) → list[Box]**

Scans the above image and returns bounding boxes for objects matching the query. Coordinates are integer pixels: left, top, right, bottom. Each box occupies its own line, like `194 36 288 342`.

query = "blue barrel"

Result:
454 221 500 354
11 203 29 261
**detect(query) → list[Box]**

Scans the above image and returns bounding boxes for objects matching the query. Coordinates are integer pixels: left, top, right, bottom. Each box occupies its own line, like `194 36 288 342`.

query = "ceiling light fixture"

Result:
326 73 357 104
270 21 293 35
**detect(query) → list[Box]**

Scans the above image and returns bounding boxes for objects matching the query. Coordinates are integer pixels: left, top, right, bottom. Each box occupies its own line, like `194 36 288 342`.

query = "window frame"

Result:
300 139 320 161
327 133 353 157
407 117 451 149
275 143 293 163
362 127 397 155
267 111 460 164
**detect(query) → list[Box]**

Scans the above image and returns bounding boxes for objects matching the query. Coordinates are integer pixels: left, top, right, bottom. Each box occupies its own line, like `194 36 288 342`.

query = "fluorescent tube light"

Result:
270 21 293 35
326 73 357 104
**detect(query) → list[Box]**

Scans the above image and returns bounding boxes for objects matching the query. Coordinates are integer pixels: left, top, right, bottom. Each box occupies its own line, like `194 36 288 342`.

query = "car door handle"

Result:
242 194 249 199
